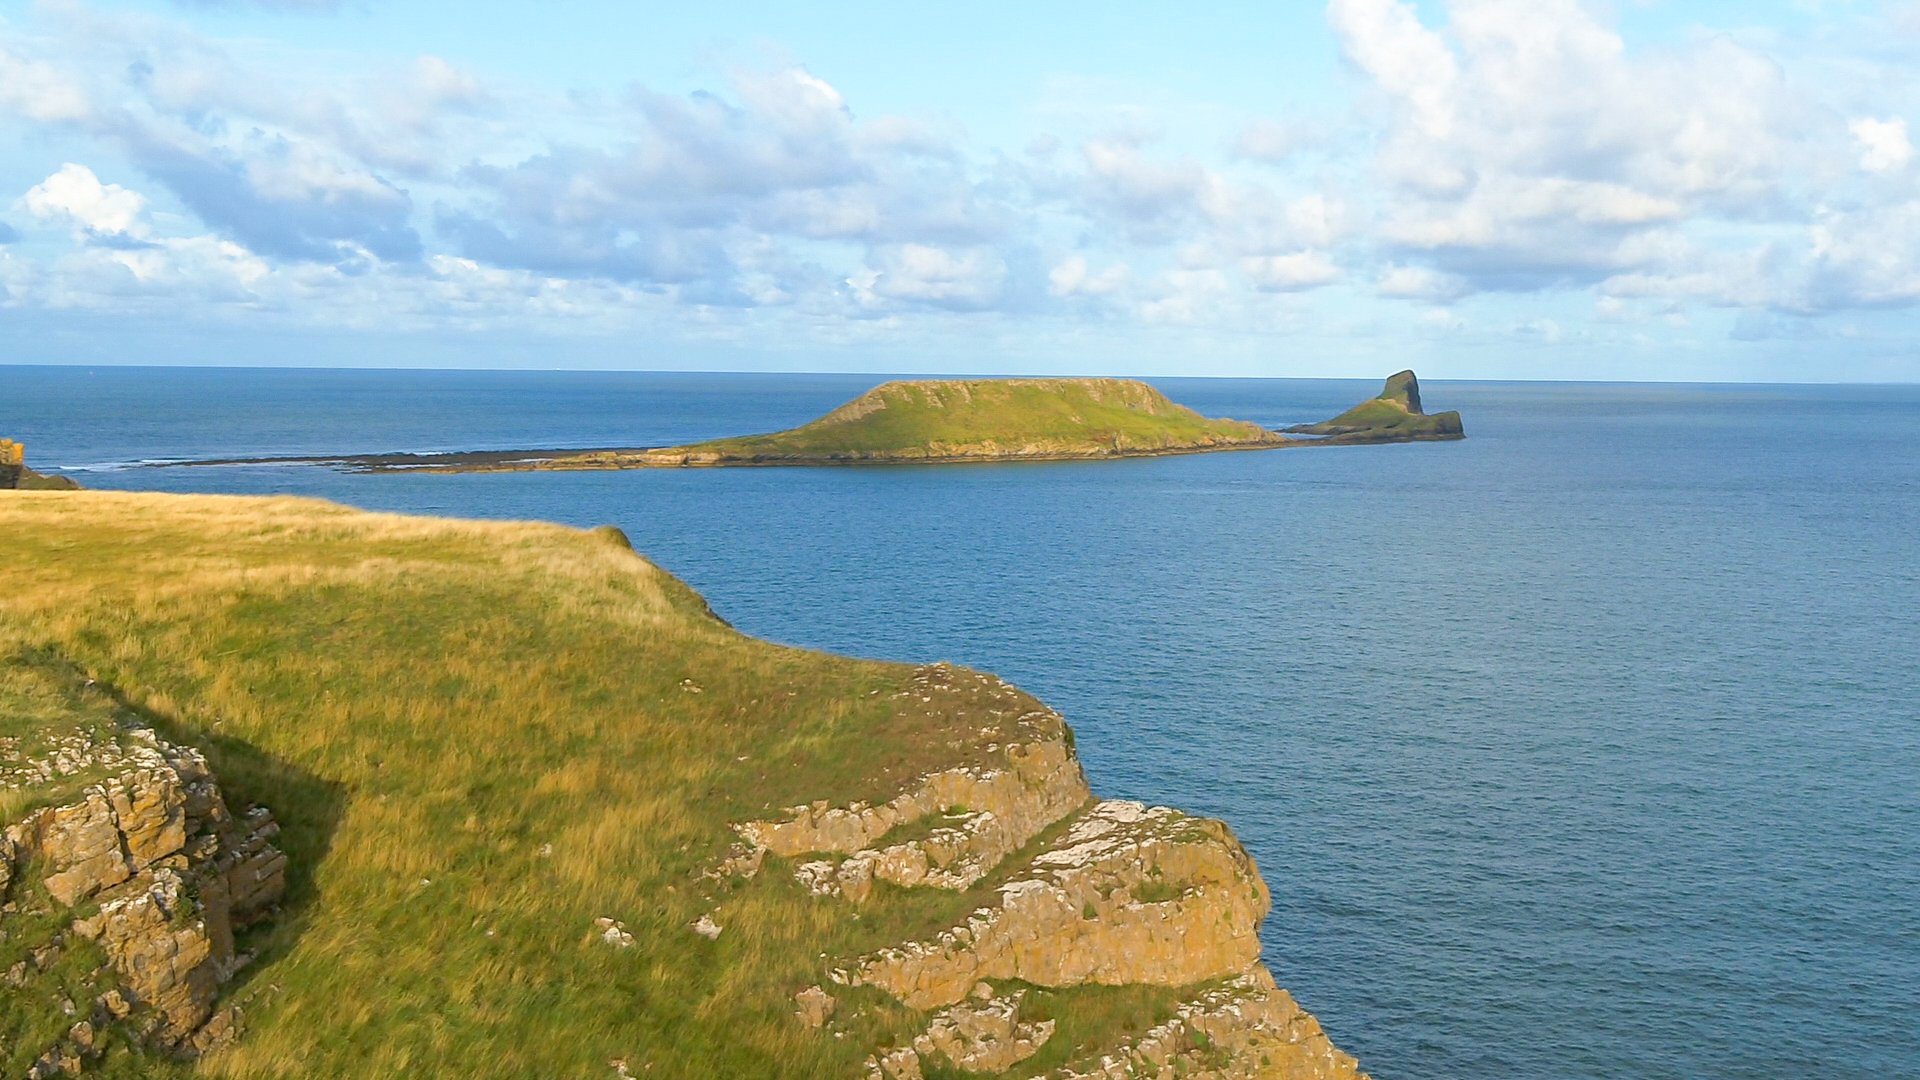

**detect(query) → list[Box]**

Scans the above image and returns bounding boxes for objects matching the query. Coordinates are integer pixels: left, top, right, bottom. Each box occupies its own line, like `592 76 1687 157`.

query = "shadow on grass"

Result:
84 666 346 996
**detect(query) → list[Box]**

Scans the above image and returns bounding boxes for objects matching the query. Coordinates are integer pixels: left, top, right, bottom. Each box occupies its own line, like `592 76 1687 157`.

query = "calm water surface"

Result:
4 366 1916 1079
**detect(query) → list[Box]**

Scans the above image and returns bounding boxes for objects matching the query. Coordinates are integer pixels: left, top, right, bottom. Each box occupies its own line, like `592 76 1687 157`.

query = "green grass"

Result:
653 378 1276 462
0 491 1191 1078
0 647 135 821
1289 370 1464 439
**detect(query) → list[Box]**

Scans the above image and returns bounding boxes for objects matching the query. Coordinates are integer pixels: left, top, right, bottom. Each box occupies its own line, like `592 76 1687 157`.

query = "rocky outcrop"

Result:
743 702 1090 901
890 984 1056 1075
1283 370 1463 443
718 663 1367 1080
849 801 1267 1009
1043 971 1362 1080
0 439 80 491
2 727 286 1070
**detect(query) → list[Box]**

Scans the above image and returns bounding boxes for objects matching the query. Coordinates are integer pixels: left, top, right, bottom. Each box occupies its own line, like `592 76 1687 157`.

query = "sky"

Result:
2 1 1919 380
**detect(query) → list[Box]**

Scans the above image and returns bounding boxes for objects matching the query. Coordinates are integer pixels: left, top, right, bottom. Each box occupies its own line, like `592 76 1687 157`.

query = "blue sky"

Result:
2 1 1919 380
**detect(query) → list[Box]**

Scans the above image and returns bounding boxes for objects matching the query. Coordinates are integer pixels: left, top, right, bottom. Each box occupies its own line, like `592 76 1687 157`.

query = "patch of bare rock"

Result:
713 663 1368 1079
1 726 286 1073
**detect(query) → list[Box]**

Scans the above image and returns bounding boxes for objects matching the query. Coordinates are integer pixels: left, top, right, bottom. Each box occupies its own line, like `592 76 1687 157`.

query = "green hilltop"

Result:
1284 371 1464 441
538 378 1284 468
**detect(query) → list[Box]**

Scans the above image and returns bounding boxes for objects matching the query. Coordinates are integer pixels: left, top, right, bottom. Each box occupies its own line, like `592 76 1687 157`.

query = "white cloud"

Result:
1328 0 1459 139
1049 254 1129 297
1140 268 1230 324
854 244 1008 309
1331 0 1807 295
0 45 93 123
1378 265 1470 301
1232 118 1321 163
19 164 149 238
1850 117 1912 174
1239 251 1339 292
4 0 1920 364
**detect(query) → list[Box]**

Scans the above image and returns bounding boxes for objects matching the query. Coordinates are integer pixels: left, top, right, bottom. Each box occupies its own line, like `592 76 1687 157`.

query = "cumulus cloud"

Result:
1301 0 1920 322
1049 255 1129 297
1850 117 1913 174
20 164 150 238
1240 251 1339 292
851 244 1009 311
1 0 1918 361
1378 265 1469 301
0 44 93 123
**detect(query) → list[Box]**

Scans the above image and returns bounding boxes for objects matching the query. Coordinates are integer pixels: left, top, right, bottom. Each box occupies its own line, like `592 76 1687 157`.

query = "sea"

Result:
3 365 1916 1080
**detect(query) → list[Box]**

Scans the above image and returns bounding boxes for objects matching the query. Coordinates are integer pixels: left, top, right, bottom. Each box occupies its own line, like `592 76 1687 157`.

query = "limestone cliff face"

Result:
724 663 1367 1080
1 727 286 1074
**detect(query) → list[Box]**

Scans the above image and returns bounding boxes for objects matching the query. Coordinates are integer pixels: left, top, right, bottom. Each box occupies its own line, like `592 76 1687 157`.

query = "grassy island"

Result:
163 371 1462 475
1283 371 1464 442
528 378 1286 470
0 491 1364 1079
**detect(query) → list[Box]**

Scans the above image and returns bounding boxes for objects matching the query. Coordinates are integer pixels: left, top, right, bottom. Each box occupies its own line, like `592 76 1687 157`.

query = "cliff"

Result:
0 492 1366 1078
0 439 81 491
2 658 287 1076
1284 371 1464 442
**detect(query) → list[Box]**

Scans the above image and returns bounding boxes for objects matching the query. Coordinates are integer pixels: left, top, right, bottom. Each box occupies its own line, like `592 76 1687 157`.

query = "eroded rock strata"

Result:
725 663 1367 1080
1 727 286 1073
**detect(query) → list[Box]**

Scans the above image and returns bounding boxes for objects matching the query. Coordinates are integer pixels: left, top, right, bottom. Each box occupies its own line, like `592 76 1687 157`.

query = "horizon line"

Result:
1 360 1916 389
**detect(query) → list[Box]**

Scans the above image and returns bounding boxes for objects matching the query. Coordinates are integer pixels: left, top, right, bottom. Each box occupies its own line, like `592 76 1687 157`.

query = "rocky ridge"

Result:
1 724 286 1074
718 663 1367 1080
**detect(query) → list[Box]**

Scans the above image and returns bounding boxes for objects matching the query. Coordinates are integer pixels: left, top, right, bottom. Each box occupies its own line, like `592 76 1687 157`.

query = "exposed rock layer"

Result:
2 727 286 1070
721 663 1368 1080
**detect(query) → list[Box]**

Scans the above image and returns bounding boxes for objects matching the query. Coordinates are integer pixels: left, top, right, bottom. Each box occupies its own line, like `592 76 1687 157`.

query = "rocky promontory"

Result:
0 491 1370 1077
724 663 1365 1080
1284 371 1463 442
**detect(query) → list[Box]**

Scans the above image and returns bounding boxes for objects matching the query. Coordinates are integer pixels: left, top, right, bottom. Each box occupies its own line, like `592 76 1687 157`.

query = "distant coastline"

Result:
161 371 1463 474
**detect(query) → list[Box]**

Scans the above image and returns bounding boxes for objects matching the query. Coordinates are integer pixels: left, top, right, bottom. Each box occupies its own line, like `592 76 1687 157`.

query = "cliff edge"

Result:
0 492 1366 1078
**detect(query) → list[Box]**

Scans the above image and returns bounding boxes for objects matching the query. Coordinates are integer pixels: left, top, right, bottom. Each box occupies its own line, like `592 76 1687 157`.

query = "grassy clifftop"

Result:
0 492 1362 1079
536 378 1284 469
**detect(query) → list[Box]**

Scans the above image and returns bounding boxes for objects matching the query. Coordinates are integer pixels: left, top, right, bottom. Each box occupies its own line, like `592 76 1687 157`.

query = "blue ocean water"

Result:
3 365 1917 1079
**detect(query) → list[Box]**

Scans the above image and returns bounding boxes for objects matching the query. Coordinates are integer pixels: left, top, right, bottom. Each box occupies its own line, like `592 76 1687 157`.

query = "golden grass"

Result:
0 490 1185 1077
